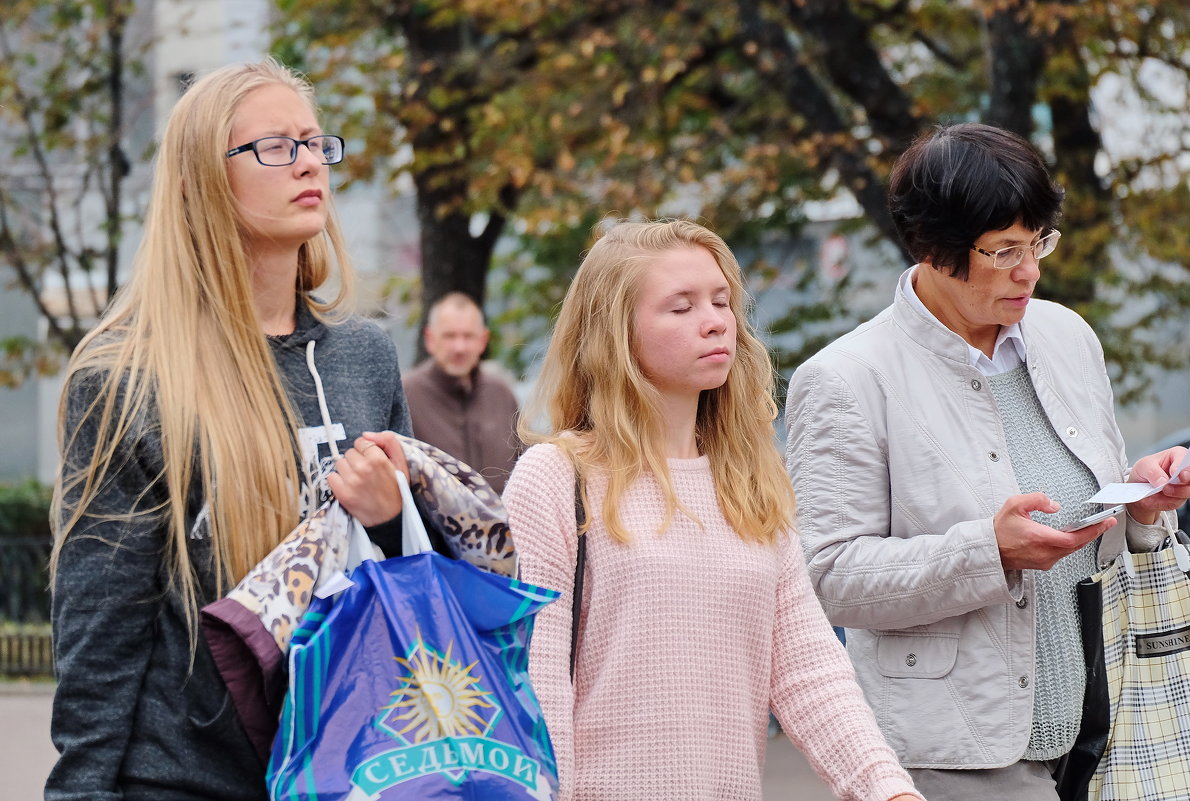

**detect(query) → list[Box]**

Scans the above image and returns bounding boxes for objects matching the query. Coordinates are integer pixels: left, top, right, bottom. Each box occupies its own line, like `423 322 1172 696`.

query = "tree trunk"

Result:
984 1 1045 136
1041 13 1107 308
390 10 518 362
733 0 909 262
412 171 505 362
104 0 129 308
782 0 919 149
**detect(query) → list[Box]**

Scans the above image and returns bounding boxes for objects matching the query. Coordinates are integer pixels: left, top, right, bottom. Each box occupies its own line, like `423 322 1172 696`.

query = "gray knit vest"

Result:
987 365 1099 760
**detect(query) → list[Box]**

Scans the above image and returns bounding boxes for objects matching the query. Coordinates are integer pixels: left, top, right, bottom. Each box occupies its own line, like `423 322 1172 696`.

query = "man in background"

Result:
403 292 521 494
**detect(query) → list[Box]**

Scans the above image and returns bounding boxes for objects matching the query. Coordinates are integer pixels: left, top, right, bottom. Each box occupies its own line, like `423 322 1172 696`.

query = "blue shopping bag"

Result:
267 471 560 801
268 553 560 801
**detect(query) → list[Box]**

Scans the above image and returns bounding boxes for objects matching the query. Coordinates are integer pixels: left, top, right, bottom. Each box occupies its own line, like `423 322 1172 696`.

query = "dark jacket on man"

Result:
403 360 520 494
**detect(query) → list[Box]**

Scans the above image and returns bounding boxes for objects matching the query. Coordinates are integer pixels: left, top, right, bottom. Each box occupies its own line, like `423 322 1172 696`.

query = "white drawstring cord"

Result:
305 340 343 495
305 339 340 460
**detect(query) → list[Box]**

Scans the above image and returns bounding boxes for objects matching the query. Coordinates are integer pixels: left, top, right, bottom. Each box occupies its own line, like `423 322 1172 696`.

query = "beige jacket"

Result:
784 275 1172 769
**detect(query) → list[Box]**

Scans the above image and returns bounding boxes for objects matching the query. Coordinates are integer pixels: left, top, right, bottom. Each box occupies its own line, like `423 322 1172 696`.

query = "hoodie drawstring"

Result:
305 339 341 461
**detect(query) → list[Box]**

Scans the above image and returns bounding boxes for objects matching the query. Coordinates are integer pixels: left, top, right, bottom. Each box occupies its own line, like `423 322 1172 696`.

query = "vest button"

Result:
1016 597 1028 609
989 451 1000 462
906 654 917 667
1019 676 1030 688
971 379 982 391
1066 426 1078 437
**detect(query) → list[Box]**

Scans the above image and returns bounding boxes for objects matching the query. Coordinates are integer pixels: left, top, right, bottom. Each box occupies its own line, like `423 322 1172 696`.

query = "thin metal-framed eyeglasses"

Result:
971 229 1061 270
224 135 345 166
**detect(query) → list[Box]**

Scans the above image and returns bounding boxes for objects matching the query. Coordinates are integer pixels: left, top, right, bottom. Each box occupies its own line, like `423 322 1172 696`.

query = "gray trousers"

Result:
908 760 1059 801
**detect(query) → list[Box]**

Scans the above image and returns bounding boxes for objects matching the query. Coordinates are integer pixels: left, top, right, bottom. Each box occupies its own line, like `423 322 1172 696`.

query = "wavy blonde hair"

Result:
50 58 354 633
521 219 794 545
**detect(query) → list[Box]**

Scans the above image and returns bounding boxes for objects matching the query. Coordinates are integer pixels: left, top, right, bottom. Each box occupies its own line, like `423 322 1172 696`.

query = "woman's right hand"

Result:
994 492 1113 571
327 432 410 526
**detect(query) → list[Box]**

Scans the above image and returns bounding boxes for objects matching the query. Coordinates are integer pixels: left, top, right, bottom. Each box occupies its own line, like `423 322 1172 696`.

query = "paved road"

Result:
764 733 836 800
1 681 57 801
2 681 834 801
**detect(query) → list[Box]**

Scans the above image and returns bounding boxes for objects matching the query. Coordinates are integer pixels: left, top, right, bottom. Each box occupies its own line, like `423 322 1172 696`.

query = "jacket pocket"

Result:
876 631 959 679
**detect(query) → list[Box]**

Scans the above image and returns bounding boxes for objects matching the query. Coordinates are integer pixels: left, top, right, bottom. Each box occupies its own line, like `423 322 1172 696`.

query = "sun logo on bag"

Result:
379 630 496 744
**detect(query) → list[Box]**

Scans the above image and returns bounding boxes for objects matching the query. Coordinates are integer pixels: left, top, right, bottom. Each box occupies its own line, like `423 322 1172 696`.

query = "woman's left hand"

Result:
1125 446 1190 525
327 433 407 526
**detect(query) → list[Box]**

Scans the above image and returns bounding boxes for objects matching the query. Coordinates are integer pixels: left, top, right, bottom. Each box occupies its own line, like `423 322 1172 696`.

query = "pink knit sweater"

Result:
504 444 922 801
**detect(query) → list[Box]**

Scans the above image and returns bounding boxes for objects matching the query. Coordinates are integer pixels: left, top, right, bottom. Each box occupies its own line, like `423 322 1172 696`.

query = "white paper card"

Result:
1086 482 1163 504
1085 449 1190 505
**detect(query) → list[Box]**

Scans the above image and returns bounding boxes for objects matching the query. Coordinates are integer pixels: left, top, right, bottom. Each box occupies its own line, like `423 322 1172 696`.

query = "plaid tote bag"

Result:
1087 535 1190 800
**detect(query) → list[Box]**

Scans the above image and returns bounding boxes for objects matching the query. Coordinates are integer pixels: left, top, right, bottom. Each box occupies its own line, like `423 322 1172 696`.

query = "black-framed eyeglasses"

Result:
971 229 1062 270
224 135 344 167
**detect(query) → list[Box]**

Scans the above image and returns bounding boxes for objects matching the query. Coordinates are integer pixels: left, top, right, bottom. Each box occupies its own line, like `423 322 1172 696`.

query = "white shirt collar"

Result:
900 266 1026 376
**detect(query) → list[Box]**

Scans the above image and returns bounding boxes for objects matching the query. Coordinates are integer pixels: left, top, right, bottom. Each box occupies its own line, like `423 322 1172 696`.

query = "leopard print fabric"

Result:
224 503 357 653
222 434 517 653
399 433 517 578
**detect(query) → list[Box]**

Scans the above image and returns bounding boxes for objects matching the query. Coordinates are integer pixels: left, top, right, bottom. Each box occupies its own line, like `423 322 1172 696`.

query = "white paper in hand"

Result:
1086 449 1190 505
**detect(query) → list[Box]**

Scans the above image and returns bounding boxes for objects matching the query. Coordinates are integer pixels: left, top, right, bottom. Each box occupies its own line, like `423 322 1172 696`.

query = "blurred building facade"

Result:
0 0 421 483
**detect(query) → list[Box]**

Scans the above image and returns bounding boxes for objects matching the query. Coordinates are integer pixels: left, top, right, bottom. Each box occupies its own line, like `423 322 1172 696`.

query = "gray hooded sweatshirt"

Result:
48 300 411 801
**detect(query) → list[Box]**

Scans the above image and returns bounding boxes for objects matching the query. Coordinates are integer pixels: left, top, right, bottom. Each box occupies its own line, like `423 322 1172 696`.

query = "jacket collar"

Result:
425 359 480 398
890 267 982 367
897 266 1027 373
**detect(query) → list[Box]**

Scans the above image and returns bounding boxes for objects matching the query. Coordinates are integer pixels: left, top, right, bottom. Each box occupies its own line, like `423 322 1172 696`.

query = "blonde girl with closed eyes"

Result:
503 219 924 801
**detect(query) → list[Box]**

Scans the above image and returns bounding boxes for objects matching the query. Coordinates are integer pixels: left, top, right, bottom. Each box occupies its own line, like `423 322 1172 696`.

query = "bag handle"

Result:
397 470 433 555
570 471 587 681
315 503 382 598
1129 529 1190 579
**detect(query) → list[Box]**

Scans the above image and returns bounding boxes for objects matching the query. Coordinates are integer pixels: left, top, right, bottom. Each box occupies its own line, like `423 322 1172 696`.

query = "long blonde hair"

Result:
521 219 794 545
50 58 354 632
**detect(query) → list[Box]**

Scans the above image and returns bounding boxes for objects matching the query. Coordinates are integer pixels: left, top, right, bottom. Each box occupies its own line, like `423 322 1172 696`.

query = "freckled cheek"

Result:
962 280 994 307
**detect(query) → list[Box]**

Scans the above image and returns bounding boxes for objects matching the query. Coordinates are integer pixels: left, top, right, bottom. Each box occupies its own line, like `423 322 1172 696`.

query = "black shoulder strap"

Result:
570 472 587 681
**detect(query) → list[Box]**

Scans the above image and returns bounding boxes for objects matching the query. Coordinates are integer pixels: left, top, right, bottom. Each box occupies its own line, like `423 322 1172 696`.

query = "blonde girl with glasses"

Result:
504 219 923 801
47 59 412 801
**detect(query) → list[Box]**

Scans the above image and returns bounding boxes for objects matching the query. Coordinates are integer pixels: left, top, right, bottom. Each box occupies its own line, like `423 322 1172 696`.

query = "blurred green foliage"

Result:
1 0 147 385
4 1 1187 407
0 480 52 540
277 0 1189 403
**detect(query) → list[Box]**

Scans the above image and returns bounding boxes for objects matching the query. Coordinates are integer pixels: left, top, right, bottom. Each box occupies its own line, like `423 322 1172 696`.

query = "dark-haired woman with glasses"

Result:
47 59 412 801
784 122 1190 800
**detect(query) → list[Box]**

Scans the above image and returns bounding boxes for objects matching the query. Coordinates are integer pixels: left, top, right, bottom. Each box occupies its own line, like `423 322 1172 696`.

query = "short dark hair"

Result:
887 122 1064 280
